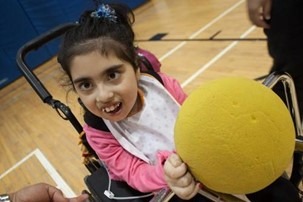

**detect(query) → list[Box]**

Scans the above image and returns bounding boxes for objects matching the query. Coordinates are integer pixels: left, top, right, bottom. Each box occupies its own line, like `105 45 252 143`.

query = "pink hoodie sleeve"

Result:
159 72 187 104
84 125 171 193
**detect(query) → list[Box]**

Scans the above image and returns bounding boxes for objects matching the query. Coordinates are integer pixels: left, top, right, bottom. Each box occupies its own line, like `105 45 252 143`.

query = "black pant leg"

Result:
246 177 300 202
265 0 303 117
264 0 303 189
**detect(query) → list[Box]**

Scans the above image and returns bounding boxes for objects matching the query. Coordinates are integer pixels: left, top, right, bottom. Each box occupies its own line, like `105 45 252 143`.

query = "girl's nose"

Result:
95 86 114 103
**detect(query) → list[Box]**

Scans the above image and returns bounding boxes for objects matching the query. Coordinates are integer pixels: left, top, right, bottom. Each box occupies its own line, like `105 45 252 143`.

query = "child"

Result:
57 3 199 200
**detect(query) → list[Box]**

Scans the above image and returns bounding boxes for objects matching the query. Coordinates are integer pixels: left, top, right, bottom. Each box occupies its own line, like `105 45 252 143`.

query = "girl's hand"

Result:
163 153 200 200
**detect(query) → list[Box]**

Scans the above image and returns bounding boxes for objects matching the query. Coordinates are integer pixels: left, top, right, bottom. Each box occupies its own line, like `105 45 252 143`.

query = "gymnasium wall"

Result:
0 0 148 89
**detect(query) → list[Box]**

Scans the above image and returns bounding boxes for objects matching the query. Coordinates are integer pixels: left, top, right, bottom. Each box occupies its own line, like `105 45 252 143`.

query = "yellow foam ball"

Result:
174 77 295 194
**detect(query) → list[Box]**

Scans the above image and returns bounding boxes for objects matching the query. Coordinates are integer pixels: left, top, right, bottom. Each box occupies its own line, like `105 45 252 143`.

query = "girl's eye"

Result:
78 81 92 91
108 71 120 80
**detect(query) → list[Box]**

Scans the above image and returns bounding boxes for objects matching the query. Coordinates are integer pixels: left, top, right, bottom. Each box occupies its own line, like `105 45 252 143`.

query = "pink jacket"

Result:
84 72 187 193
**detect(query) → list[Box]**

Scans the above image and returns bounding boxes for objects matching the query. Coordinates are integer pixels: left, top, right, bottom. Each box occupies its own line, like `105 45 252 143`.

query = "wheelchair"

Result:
16 23 303 202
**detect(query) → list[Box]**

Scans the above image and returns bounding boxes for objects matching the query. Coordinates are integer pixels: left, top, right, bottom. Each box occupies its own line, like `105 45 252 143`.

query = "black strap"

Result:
138 54 164 86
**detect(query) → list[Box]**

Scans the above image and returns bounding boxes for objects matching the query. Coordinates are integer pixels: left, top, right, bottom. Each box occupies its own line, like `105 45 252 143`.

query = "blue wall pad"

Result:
0 0 148 89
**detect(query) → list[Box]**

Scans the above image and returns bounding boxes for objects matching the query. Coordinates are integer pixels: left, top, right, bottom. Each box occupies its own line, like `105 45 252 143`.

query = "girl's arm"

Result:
84 125 171 193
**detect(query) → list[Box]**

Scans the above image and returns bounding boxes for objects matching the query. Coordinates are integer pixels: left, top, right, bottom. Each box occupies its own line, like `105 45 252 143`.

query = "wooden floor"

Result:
0 0 272 197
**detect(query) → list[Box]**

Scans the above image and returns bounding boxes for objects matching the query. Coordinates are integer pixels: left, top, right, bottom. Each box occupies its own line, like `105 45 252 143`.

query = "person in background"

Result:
246 0 303 201
0 183 88 202
246 0 303 118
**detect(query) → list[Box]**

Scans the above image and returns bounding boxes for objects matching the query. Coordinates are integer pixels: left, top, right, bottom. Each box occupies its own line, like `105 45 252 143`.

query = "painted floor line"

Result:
0 150 36 179
33 148 76 197
0 148 76 197
181 26 256 88
159 0 245 62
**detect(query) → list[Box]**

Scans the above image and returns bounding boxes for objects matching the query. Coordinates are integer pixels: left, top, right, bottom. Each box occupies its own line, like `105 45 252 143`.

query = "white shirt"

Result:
104 75 180 164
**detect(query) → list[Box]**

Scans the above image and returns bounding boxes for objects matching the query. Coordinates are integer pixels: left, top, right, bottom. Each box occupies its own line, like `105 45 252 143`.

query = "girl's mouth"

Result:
101 102 121 113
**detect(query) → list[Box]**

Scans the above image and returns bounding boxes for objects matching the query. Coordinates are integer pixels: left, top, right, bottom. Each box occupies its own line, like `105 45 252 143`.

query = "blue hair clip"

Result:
90 4 117 23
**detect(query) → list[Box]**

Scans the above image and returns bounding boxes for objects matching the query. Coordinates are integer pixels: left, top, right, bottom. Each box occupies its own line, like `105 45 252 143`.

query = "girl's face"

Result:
70 51 140 122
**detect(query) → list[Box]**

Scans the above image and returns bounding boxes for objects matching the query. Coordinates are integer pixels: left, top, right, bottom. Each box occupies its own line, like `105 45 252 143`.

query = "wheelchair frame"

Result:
16 23 303 202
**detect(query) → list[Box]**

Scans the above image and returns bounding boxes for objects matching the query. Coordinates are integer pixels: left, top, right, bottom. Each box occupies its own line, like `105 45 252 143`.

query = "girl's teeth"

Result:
102 103 120 113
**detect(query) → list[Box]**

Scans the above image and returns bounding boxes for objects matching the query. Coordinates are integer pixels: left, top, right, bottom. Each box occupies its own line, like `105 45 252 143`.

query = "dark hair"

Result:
57 3 138 82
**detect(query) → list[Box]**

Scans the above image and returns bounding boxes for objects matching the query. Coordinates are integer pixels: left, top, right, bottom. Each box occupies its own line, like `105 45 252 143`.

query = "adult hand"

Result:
9 183 89 202
246 0 272 28
163 153 200 200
